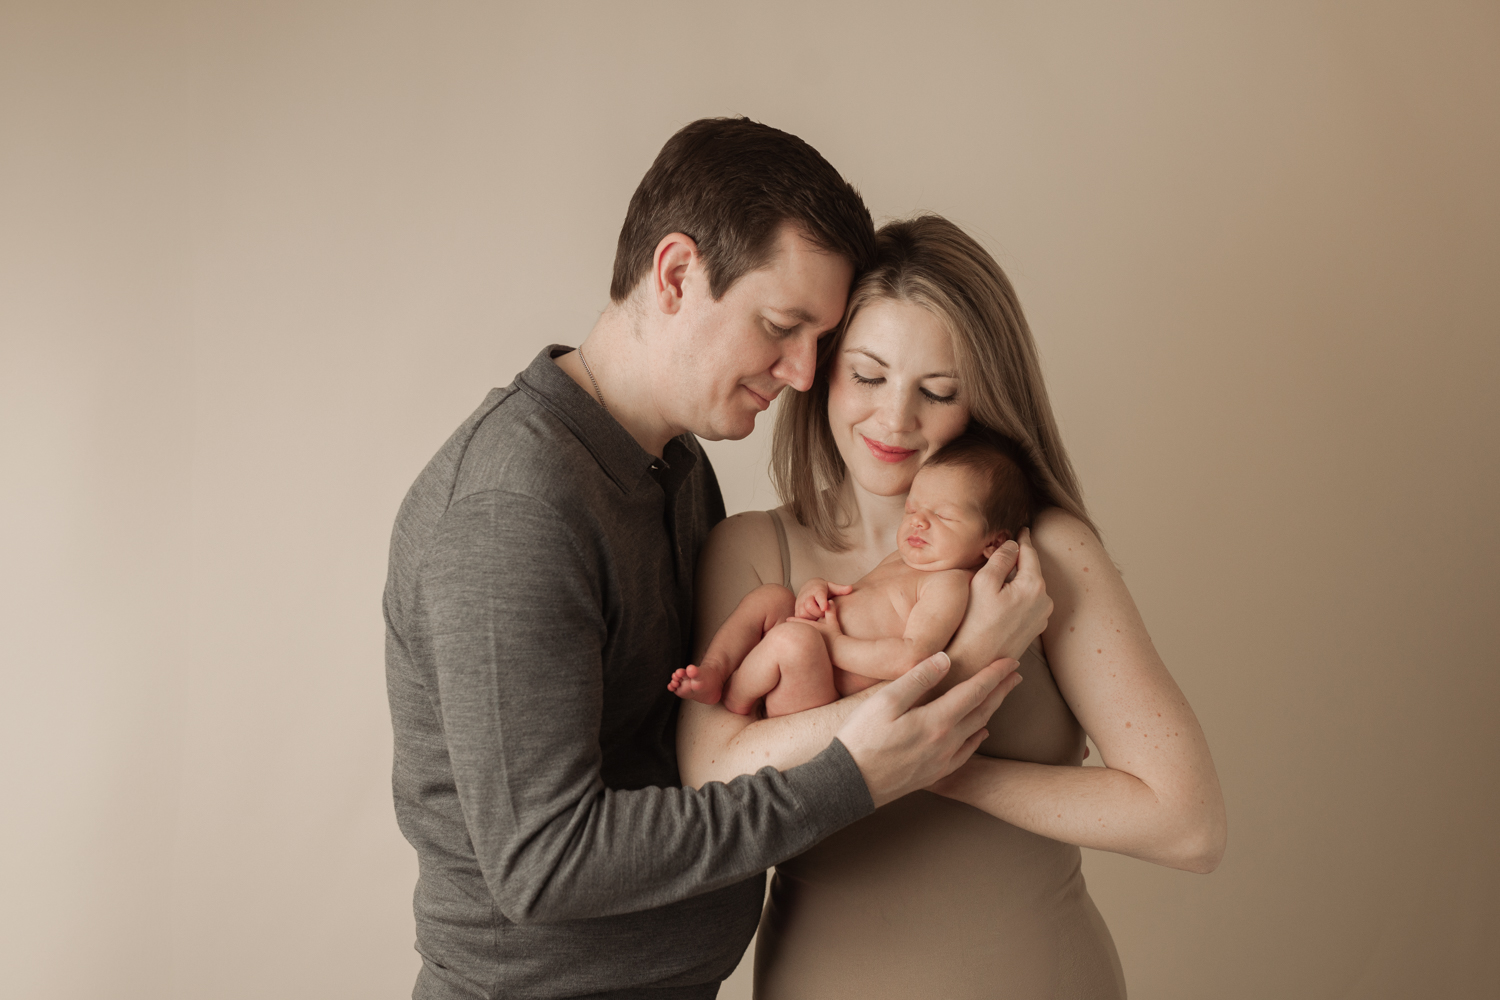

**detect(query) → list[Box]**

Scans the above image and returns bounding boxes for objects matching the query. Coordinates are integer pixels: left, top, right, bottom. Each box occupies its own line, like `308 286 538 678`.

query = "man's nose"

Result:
772 330 818 392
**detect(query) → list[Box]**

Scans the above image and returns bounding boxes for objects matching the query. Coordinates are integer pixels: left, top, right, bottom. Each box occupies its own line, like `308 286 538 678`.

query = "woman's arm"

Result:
929 508 1227 873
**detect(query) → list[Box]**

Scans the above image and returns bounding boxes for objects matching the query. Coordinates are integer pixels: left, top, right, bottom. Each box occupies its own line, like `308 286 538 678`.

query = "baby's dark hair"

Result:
923 428 1041 540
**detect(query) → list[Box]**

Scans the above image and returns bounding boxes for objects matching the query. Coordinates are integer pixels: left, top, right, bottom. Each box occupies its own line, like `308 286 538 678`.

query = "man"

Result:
385 118 1020 999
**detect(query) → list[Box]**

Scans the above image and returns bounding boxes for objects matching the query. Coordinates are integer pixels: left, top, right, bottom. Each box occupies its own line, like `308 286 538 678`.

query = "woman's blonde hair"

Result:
771 214 1096 551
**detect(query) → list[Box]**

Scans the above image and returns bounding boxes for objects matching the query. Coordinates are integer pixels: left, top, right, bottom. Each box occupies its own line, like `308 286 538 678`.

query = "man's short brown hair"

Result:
609 117 876 302
924 428 1041 540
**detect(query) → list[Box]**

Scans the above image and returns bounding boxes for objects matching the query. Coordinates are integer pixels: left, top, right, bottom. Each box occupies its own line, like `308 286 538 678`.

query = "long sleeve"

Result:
424 489 872 925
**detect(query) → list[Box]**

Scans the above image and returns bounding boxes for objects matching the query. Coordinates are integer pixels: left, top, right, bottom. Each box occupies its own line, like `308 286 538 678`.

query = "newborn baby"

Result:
670 431 1038 718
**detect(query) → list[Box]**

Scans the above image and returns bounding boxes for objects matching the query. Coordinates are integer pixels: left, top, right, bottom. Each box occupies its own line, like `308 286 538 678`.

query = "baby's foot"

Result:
667 661 729 705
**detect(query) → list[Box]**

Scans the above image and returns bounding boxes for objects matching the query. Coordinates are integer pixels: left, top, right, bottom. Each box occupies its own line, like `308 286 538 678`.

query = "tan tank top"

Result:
754 510 1127 999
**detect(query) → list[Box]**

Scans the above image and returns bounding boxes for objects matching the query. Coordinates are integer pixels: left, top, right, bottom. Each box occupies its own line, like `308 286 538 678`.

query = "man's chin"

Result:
694 411 759 443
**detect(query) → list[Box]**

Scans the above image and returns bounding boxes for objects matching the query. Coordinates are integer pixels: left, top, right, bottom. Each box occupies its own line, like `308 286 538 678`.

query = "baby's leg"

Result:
668 583 794 705
723 620 838 718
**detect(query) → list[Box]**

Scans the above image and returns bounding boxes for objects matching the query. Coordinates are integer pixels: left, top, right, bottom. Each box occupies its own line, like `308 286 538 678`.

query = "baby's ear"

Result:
981 529 1012 558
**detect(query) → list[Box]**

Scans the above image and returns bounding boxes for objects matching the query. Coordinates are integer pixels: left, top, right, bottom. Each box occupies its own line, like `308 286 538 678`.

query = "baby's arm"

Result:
826 570 972 680
668 583 794 705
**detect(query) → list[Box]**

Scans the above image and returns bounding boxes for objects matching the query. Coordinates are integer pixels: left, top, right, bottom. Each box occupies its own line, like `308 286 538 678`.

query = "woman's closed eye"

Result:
850 370 884 386
921 386 959 404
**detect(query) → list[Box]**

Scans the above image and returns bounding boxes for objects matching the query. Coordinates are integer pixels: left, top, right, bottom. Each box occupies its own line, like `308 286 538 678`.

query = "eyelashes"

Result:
849 370 959 404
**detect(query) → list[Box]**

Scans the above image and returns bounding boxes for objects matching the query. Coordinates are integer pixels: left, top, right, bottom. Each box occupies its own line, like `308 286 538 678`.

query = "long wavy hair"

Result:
771 214 1096 551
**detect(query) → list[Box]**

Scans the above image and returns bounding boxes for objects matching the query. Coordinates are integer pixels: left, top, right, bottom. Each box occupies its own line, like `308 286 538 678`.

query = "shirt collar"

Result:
517 345 697 494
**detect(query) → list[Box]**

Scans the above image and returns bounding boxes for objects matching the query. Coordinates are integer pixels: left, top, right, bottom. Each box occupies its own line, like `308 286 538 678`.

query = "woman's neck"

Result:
836 477 908 566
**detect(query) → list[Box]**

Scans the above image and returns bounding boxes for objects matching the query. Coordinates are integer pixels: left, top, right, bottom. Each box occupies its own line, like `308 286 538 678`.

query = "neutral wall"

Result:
2 2 1496 998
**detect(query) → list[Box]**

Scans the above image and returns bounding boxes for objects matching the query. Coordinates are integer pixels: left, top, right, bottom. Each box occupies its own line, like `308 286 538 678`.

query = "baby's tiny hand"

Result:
811 600 844 639
796 580 853 619
796 580 830 619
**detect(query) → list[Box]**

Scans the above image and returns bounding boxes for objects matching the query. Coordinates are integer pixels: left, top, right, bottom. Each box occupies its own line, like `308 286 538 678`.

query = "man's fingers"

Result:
924 659 1018 728
873 650 952 716
958 663 1022 733
948 728 990 772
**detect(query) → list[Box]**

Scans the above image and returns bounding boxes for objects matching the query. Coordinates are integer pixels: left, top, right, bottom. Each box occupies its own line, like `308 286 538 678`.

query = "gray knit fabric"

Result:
384 347 873 1000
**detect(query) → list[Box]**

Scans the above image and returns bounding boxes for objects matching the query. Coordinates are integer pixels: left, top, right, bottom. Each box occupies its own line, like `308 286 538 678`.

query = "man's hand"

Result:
836 651 1023 808
795 577 853 620
946 528 1052 676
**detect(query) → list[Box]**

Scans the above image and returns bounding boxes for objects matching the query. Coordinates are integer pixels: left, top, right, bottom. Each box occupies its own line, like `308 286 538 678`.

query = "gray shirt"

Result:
385 347 873 1000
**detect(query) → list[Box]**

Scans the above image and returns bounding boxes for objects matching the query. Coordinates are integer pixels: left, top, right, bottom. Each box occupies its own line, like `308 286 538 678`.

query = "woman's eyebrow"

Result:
924 370 959 380
847 347 889 367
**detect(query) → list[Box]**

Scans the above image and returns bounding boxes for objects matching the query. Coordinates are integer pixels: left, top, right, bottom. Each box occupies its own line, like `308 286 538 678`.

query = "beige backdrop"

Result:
3 1 1497 998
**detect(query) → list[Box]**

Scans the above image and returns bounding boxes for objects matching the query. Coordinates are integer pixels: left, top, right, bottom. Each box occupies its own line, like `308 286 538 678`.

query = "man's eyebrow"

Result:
773 307 820 325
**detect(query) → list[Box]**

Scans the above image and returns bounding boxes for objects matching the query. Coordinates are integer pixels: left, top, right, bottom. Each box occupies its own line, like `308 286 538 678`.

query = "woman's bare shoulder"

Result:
701 509 784 584
1031 507 1106 567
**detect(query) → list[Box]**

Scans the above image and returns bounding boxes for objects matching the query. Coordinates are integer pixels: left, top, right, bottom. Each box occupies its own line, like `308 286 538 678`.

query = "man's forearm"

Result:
429 492 876 925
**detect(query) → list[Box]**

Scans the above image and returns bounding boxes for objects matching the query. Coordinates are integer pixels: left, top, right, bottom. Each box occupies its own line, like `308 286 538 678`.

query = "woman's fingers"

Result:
1011 527 1040 585
976 538 1022 591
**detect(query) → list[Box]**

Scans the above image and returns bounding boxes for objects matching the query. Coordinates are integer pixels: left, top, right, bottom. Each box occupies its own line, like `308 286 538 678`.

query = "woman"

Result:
678 215 1226 998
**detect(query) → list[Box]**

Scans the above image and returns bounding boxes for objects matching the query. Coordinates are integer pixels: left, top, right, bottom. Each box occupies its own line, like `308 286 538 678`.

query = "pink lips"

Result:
904 534 928 548
862 435 917 464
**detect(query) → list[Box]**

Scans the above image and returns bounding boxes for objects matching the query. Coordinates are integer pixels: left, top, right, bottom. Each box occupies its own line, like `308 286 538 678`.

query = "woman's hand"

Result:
944 528 1052 683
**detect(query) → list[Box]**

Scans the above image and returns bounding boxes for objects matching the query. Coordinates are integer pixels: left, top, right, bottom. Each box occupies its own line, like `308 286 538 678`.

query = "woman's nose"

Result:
876 392 919 433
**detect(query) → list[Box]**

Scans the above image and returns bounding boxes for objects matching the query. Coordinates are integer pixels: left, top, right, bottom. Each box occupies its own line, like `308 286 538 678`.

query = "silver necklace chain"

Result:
577 346 607 413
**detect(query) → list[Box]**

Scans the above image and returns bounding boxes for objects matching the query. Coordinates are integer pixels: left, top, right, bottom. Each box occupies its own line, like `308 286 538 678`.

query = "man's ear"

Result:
651 232 698 316
981 529 1012 558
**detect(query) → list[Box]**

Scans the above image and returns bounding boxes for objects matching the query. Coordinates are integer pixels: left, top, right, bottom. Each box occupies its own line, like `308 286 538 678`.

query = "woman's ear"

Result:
651 232 698 316
981 529 1012 558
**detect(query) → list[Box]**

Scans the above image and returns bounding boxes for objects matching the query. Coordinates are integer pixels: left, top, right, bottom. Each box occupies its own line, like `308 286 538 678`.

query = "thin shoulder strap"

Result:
767 509 793 590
